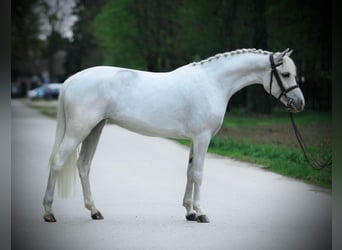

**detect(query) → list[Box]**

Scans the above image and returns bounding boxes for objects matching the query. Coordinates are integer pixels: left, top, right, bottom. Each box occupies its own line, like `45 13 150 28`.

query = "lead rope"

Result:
269 54 330 170
288 111 332 170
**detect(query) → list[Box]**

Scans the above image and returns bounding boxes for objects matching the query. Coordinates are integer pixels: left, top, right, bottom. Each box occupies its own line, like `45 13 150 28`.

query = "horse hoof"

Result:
43 213 57 222
197 214 210 223
91 211 104 220
185 213 197 221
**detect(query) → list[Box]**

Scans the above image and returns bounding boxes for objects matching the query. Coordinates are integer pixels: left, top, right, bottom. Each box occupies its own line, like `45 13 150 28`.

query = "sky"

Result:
36 0 78 40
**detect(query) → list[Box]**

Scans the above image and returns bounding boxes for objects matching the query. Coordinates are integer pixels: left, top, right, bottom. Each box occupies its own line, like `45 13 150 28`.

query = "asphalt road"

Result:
12 100 331 250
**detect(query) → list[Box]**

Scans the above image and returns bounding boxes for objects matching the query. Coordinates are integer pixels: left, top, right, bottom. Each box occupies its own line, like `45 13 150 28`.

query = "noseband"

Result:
269 54 299 103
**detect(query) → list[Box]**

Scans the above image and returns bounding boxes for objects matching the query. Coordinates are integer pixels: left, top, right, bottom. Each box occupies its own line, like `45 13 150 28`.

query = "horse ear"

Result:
273 51 285 65
274 48 292 64
282 48 294 57
286 49 293 57
281 48 291 57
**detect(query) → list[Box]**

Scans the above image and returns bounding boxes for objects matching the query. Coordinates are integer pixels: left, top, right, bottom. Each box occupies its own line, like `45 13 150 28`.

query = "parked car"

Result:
27 83 63 100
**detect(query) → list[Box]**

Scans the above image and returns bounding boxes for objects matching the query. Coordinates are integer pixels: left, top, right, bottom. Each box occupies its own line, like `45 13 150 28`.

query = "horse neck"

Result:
199 52 270 101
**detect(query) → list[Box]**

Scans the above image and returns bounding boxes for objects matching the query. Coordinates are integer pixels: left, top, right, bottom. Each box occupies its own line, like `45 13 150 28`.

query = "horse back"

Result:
62 66 225 139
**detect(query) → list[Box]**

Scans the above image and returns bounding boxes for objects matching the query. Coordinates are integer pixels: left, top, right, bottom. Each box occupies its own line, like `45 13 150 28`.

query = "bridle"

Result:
269 54 299 110
269 54 331 170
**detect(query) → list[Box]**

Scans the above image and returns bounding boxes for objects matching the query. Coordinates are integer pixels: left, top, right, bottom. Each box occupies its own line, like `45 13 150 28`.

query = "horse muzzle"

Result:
286 98 305 113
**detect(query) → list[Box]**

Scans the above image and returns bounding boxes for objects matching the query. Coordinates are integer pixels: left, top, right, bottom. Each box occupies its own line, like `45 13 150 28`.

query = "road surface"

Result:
12 100 331 249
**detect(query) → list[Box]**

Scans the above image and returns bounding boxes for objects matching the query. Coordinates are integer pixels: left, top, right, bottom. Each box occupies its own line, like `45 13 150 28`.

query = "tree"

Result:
11 0 43 77
36 0 76 81
245 0 273 113
91 0 145 69
266 0 331 110
81 0 330 111
92 0 181 71
43 30 70 81
129 0 182 71
65 0 107 75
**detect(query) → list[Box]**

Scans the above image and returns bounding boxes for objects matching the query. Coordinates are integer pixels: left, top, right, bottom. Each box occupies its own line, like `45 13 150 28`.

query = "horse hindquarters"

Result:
42 89 104 222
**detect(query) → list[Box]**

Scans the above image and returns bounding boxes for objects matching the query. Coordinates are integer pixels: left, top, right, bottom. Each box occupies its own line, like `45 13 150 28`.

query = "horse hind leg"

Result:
77 120 106 220
42 135 82 222
42 116 102 222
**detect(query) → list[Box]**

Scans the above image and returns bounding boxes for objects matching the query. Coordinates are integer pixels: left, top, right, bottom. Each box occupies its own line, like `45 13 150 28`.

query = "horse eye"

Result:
281 72 290 78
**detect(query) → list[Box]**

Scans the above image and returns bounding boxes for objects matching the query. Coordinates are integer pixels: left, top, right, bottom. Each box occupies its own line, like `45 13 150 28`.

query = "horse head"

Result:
263 48 305 112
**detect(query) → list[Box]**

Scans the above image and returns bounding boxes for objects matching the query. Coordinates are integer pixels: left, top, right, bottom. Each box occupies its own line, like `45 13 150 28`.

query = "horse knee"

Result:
51 153 68 172
188 170 203 184
193 201 201 211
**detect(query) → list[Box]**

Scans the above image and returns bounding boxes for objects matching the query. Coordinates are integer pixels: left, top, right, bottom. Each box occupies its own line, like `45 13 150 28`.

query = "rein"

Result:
288 111 332 170
269 54 331 170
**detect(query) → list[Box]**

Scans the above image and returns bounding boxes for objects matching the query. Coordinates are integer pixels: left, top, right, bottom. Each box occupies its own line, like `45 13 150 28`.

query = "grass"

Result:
222 110 331 127
23 99 59 118
23 99 332 188
177 111 331 188
177 137 331 188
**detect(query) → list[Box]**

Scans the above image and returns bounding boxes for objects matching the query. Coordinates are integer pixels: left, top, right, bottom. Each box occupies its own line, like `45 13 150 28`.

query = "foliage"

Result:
266 0 331 110
65 0 107 75
91 0 145 69
12 0 331 111
89 0 331 111
11 0 44 76
92 0 183 71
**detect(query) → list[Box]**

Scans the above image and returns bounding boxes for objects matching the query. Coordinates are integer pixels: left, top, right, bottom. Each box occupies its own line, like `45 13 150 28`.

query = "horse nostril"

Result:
299 99 304 110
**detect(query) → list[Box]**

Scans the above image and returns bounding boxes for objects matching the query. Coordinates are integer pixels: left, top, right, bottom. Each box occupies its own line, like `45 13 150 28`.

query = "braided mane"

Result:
191 48 271 66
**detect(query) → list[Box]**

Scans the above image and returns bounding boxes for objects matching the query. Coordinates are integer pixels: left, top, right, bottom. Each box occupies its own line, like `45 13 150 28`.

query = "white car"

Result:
27 83 63 100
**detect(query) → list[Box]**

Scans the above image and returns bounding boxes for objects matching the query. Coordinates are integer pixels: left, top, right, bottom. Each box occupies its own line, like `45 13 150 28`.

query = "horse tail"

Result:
49 86 79 198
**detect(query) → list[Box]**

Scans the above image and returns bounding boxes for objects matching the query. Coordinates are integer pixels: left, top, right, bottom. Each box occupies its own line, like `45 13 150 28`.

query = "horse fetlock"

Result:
183 201 196 216
193 203 210 223
87 206 99 216
43 197 53 210
84 198 94 208
183 198 193 208
193 202 203 215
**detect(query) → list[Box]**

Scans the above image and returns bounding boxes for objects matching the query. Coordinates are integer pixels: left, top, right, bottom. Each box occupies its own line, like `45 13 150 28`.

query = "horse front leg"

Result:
183 134 211 223
183 144 197 221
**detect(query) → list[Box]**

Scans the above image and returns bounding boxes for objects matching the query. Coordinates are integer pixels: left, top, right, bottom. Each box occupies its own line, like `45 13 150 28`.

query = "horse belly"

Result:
110 99 190 139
